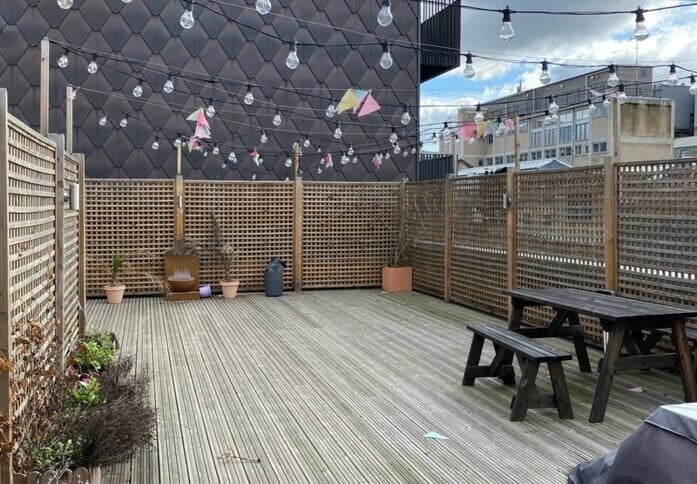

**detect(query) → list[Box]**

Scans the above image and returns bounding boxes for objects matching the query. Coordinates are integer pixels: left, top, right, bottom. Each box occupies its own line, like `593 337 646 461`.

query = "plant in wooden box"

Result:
211 213 240 298
103 254 126 304
382 213 412 293
164 239 201 300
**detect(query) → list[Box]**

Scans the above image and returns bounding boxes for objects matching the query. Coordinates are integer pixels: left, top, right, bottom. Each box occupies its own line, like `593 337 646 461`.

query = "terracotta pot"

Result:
104 284 126 304
381 267 413 293
220 280 240 299
167 276 195 293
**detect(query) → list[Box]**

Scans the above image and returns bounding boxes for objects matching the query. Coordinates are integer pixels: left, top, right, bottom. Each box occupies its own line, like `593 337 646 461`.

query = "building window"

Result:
530 150 542 160
591 104 608 118
486 134 494 145
544 128 556 146
495 156 504 164
478 159 484 166
574 144 589 155
592 141 608 153
559 125 572 144
486 157 493 165
530 130 542 148
559 146 572 157
575 108 589 121
544 149 557 159
519 121 528 133
559 112 573 124
506 155 514 164
575 122 589 141
520 152 529 162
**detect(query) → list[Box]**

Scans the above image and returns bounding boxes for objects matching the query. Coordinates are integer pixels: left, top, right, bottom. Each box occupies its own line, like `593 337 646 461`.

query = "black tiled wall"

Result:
0 0 419 180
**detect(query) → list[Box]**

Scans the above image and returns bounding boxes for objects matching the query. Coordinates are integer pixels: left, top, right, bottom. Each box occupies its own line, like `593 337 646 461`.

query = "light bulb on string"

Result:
352 156 358 164
341 153 349 165
228 152 237 163
325 101 336 118
206 99 216 117
120 117 128 128
617 84 628 104
543 110 552 125
499 6 514 41
348 145 354 156
180 2 195 29
474 103 484 123
441 122 450 140
212 144 220 155
603 95 611 109
255 0 271 15
132 82 143 98
334 124 343 139
57 0 73 9
633 7 649 41
303 136 311 148
539 60 551 85
551 113 559 123
285 157 292 168
252 174 257 180
667 63 678 86
273 110 282 127
286 41 300 70
174 137 182 148
690 75 697 96
463 52 475 79
588 99 597 115
163 77 174 94
122 0 133 3
377 0 393 27
203 151 208 158
411 147 417 154
389 128 398 144
244 85 254 105
260 131 268 144
401 105 411 125
380 43 393 70
548 96 559 115
317 166 322 175
607 63 619 87
98 115 107 127
58 49 69 69
87 55 99 74
495 118 505 136
393 143 401 155
151 138 160 151
403 150 408 158
385 152 390 161
317 147 322 153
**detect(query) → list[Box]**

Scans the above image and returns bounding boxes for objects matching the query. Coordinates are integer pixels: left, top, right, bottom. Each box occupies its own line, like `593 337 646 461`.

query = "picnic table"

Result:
506 288 697 423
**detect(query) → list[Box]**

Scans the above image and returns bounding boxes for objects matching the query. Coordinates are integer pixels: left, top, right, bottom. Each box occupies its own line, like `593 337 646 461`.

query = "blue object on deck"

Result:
423 431 449 440
265 258 286 297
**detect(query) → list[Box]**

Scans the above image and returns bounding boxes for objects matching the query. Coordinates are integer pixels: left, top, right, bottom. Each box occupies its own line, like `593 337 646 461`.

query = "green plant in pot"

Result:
382 202 412 293
211 213 240 298
103 254 126 304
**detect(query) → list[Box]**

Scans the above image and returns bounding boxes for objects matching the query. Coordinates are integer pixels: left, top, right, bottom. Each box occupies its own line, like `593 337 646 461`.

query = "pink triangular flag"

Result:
358 93 381 117
194 110 211 139
459 122 476 141
323 153 333 169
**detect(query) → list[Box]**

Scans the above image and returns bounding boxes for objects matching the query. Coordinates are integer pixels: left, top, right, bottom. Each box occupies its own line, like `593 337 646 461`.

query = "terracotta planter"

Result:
104 284 126 304
381 267 413 293
220 280 240 299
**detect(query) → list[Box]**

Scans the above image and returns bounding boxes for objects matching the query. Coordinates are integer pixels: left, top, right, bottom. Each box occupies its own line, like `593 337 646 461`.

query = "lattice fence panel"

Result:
516 167 606 343
85 180 174 296
185 181 294 291
618 160 697 336
63 153 80 360
302 182 401 288
451 175 508 315
6 117 58 464
404 181 445 297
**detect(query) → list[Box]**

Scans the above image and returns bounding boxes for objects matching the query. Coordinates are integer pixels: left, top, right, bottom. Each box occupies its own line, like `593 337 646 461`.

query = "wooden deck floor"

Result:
87 290 685 483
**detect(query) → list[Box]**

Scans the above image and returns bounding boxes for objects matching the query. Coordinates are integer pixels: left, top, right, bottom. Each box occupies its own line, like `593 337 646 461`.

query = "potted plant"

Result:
103 254 126 304
382 214 412 293
211 213 240 298
164 239 201 298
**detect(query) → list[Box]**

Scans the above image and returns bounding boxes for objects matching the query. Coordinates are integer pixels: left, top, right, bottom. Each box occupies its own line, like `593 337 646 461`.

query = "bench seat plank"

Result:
466 324 572 362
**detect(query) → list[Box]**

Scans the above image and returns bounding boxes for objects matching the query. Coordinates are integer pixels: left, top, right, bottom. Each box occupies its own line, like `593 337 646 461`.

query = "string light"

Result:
285 157 292 168
119 117 128 128
58 49 69 69
633 7 649 41
607 64 619 87
500 6 514 41
380 43 393 70
539 60 551 85
667 63 678 86
495 118 505 136
132 81 143 98
341 153 349 165
57 0 73 9
474 103 484 123
228 152 237 163
273 109 282 126
352 156 358 164
255 0 272 15
588 99 597 116
603 95 611 109
543 110 552 125
377 0 393 27
286 41 300 70
260 131 268 144
98 115 107 127
212 144 220 155
690 75 697 96
325 101 336 118
334 123 343 139
463 53 475 79
548 96 559 115
303 135 311 148
163 77 174 94
389 128 398 144
174 137 182 148
244 85 254 105
180 1 195 29
393 143 401 155
348 145 355 156
401 105 411 125
151 138 160 151
617 83 628 104
87 55 99 74
206 99 216 117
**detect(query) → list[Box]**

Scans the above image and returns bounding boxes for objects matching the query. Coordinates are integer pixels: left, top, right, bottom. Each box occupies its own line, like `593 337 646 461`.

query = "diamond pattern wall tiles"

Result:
0 0 419 180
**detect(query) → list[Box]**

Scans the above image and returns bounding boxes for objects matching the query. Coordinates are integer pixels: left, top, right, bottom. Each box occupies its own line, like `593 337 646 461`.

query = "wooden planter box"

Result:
164 256 200 301
381 267 413 292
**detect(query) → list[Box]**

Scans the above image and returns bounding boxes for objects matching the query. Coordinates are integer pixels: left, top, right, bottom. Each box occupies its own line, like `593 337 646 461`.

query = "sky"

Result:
419 0 697 151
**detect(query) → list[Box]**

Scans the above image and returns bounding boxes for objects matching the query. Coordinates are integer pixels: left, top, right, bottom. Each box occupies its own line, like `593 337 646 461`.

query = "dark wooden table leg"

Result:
508 298 525 329
589 323 625 423
670 319 697 402
568 313 591 373
462 333 485 386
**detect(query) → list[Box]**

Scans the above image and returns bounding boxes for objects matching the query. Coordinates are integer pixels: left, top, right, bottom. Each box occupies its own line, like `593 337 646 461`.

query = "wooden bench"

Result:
462 324 574 421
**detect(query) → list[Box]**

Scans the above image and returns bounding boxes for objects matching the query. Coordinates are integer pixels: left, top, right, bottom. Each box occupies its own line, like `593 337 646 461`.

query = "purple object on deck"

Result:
199 285 212 298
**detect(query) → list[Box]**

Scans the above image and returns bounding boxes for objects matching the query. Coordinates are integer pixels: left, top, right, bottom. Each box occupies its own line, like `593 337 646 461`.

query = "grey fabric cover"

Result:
568 403 697 484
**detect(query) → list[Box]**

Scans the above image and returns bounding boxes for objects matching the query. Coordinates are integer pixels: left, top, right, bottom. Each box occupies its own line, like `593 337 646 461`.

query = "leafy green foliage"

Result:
70 339 115 373
110 254 125 286
71 378 102 407
31 439 76 472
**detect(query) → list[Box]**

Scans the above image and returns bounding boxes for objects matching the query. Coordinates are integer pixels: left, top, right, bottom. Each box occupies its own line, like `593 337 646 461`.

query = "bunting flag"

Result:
352 90 369 113
459 122 476 141
187 136 202 153
475 121 488 138
186 107 204 122
337 89 361 114
194 110 211 139
322 153 334 169
250 148 262 166
484 120 495 136
504 118 515 133
357 92 381 117
372 154 383 171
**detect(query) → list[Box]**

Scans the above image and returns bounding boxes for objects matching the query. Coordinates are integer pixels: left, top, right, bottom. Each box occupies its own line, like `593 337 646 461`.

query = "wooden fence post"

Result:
174 143 185 240
604 160 619 292
78 154 86 335
443 175 454 302
0 88 13 481
293 177 303 291
40 38 49 137
65 86 73 154
506 168 518 318
50 134 65 372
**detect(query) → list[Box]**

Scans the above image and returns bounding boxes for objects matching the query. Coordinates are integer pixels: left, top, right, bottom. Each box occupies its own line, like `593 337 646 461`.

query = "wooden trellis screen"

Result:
0 89 85 479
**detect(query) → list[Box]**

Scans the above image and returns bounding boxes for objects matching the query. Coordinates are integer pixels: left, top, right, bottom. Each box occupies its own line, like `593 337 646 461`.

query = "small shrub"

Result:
31 439 77 472
71 377 102 407
70 340 115 373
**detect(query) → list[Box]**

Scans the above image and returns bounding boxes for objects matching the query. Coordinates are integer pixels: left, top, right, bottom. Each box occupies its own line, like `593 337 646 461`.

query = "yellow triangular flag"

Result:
336 89 360 114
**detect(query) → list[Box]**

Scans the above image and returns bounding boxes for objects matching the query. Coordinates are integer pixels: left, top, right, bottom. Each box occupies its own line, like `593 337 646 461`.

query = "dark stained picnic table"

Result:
506 288 697 423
